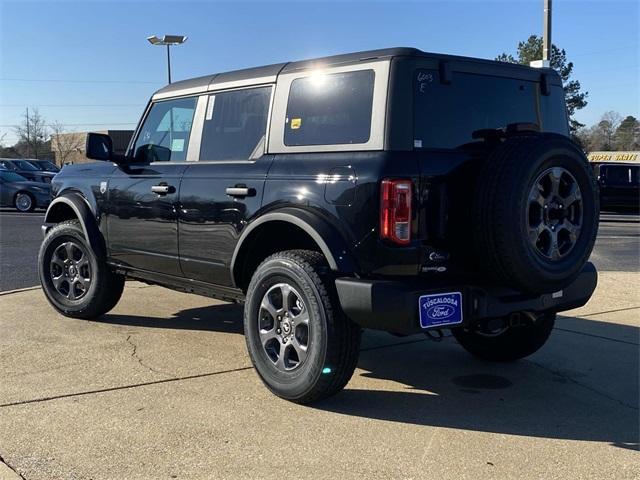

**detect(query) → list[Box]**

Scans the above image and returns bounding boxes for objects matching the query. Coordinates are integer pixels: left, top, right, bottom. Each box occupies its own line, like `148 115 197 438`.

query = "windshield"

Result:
0 171 29 182
12 160 39 171
28 160 59 172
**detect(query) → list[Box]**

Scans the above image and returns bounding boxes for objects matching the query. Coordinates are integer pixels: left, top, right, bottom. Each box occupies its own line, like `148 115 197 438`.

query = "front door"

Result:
178 86 274 286
107 96 197 276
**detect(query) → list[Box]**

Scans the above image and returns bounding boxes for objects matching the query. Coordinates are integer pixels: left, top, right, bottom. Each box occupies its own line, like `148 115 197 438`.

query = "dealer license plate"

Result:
418 291 463 329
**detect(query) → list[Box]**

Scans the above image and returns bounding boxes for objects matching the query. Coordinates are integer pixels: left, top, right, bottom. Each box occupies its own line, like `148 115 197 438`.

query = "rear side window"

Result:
284 70 375 146
199 86 272 161
133 97 197 162
414 70 556 149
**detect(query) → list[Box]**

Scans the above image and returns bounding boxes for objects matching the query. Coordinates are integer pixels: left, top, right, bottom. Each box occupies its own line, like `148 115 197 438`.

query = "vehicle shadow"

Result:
318 317 639 450
98 305 638 449
98 303 245 335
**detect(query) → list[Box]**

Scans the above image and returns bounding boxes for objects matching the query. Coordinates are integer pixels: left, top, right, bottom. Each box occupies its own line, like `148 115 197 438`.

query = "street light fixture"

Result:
147 34 188 84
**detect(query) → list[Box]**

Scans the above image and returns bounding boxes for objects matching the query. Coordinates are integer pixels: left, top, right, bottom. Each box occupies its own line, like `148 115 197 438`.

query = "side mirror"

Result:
86 132 113 161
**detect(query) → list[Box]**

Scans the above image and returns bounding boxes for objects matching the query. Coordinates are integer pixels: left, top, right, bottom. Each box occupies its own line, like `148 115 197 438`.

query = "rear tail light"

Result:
380 179 412 245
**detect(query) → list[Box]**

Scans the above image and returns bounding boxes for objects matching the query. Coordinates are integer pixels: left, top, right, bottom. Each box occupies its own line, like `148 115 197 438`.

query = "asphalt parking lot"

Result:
0 211 638 479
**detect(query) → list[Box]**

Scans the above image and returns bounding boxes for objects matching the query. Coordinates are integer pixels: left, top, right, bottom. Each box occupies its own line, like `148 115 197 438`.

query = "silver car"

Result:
0 170 51 212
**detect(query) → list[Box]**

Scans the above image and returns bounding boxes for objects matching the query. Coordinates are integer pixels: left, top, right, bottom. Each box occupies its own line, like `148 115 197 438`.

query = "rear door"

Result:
178 86 274 286
106 96 197 276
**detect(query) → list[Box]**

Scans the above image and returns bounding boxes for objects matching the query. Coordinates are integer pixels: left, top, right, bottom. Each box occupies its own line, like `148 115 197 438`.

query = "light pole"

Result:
530 0 552 68
147 35 188 84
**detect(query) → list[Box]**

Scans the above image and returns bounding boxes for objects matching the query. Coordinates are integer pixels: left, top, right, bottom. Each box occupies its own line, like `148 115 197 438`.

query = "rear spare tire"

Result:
473 134 598 294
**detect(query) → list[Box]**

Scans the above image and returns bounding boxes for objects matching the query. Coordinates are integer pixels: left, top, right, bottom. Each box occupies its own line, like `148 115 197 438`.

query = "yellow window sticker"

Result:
290 118 302 129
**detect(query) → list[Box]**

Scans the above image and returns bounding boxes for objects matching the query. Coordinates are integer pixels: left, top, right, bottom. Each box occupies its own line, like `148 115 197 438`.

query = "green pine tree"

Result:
497 35 588 135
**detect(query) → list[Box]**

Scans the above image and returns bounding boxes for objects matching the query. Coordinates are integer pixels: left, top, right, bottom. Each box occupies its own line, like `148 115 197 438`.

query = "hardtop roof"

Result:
153 47 557 98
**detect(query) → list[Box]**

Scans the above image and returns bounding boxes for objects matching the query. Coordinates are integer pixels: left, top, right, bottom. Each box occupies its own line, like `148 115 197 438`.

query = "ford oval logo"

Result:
426 305 455 320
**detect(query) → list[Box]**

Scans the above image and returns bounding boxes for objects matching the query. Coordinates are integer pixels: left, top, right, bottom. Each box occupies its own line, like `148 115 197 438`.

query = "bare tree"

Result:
49 122 84 166
13 108 49 159
596 111 622 151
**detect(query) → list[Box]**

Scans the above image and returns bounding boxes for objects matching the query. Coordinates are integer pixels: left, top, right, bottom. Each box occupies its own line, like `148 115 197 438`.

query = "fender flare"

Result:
230 208 358 286
44 194 106 259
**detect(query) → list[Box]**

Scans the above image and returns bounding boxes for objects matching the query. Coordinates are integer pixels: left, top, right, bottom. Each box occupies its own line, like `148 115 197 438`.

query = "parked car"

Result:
593 162 639 212
26 159 60 173
0 159 56 183
39 47 599 404
0 170 51 212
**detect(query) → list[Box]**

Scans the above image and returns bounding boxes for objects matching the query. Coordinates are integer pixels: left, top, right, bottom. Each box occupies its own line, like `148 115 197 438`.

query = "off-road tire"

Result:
473 134 599 294
452 312 555 362
39 220 125 319
244 250 361 404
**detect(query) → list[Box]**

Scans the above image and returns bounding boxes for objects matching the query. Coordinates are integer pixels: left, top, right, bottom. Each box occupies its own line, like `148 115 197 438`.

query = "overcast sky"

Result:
1 0 638 145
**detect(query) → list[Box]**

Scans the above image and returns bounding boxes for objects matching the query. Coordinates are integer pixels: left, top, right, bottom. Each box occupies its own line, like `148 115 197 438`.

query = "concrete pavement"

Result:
0 273 638 479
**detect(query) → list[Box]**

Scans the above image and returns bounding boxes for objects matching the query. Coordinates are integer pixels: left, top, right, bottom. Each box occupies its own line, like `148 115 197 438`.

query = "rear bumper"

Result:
335 262 597 334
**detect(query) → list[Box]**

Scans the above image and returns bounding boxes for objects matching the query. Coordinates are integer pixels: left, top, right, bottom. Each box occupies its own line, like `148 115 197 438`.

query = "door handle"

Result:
226 186 255 197
151 184 173 195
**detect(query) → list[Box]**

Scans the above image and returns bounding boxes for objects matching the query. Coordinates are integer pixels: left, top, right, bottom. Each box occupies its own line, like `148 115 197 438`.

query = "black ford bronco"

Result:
39 48 598 404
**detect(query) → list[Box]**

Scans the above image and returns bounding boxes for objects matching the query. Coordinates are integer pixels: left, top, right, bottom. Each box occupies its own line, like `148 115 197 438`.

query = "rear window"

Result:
284 70 375 146
413 69 568 149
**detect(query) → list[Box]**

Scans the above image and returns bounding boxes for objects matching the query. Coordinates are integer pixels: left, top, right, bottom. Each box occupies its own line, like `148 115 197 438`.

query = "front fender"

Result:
43 194 106 259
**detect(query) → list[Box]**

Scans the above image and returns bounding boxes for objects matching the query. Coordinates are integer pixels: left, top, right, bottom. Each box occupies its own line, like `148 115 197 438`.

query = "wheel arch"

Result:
231 209 358 291
44 193 106 259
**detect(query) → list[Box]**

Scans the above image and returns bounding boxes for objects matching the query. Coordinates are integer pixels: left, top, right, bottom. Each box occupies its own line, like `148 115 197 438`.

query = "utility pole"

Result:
531 0 552 68
543 0 552 63
25 107 30 158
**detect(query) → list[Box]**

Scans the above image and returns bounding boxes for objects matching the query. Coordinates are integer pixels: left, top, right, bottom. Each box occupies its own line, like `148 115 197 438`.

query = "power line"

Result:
0 104 144 107
571 44 639 57
0 122 137 127
0 78 160 85
578 64 639 75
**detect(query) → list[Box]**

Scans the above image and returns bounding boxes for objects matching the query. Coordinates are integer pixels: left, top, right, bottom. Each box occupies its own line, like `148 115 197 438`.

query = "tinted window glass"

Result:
540 85 569 135
0 160 17 170
133 97 197 162
603 165 637 185
13 160 38 170
0 171 28 182
199 86 271 161
284 70 375 146
414 70 540 149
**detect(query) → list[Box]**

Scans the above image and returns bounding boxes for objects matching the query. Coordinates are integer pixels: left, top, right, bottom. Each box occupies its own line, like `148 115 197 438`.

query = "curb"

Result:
0 286 41 296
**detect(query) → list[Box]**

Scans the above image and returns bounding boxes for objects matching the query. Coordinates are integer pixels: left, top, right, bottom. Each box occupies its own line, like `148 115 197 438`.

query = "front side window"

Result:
133 97 197 162
284 70 375 146
199 86 272 161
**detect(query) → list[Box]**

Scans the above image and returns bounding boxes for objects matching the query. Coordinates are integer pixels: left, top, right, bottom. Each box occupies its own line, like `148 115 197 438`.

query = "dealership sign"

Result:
588 151 639 163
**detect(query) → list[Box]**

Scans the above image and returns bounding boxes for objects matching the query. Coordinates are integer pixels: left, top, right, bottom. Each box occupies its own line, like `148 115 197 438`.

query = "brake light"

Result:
380 179 412 245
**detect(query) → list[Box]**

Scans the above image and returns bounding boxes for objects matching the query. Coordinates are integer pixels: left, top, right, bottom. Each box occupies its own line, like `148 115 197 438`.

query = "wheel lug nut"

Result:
276 328 281 334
